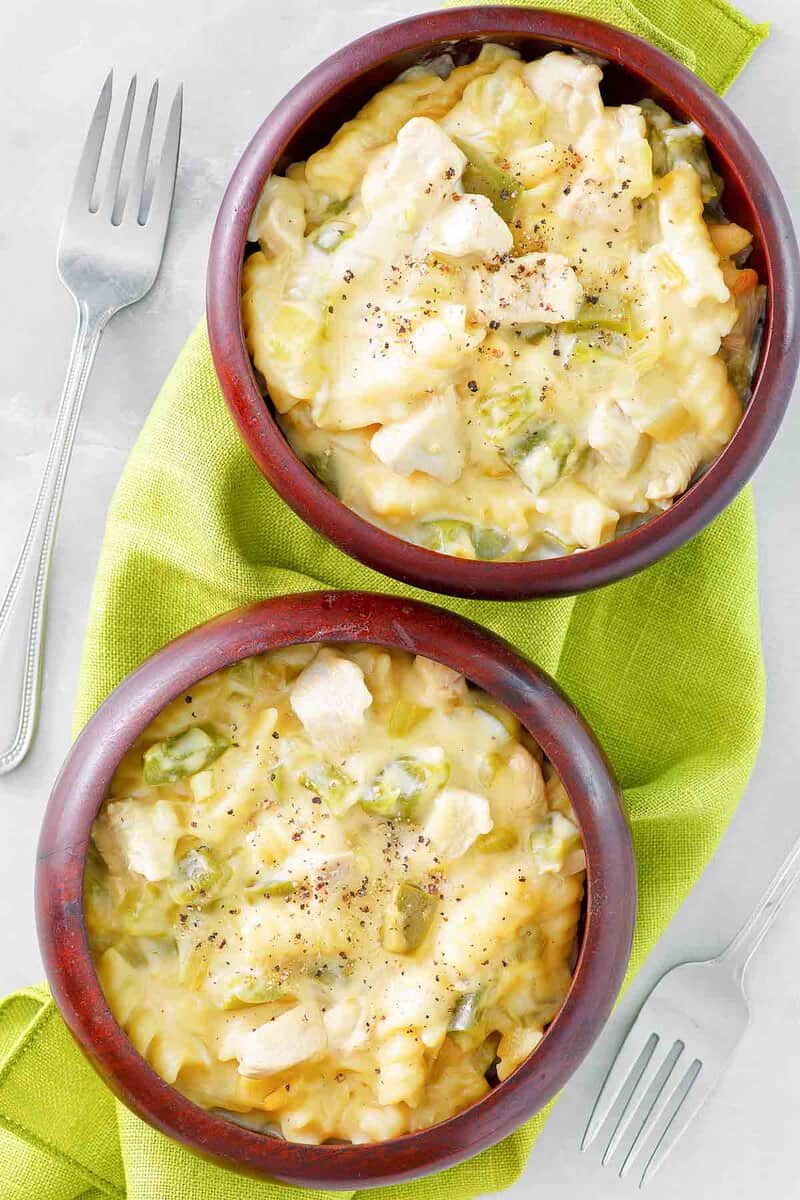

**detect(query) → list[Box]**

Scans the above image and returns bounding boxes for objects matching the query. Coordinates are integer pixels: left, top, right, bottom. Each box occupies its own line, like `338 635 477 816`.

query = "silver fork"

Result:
582 831 800 1187
0 73 182 774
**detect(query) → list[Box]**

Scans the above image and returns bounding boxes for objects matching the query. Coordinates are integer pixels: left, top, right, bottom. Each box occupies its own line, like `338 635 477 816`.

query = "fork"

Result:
0 72 182 774
582 830 800 1187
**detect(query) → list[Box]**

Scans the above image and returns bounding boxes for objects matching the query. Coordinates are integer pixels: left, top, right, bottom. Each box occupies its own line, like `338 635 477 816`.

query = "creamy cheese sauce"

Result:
86 644 585 1143
241 47 764 560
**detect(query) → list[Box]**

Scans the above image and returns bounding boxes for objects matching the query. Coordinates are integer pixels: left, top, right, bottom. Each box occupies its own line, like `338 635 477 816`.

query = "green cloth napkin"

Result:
0 2 769 1197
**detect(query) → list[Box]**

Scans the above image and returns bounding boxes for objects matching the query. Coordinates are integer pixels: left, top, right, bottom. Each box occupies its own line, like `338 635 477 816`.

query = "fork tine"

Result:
142 84 182 237
616 1042 688 1176
602 1039 685 1166
100 75 137 218
638 1060 706 1188
67 71 113 214
582 1029 658 1151
124 80 159 223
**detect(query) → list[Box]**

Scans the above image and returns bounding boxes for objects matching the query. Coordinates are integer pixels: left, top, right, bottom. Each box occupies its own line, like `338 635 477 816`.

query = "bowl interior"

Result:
37 591 635 1188
212 10 796 600
268 33 767 286
273 37 764 301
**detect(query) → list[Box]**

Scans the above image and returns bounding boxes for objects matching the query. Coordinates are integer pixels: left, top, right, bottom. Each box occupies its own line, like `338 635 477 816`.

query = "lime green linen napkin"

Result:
0 2 769 1197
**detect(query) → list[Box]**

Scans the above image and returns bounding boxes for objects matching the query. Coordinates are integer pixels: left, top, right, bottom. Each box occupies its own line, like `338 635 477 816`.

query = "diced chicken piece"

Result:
587 402 647 473
524 51 603 142
289 649 372 753
424 787 493 860
426 193 513 260
558 106 651 234
412 656 469 705
469 253 582 324
93 799 181 883
247 175 306 254
536 478 619 549
323 997 369 1053
504 745 547 821
370 389 466 484
222 1002 327 1078
361 117 466 221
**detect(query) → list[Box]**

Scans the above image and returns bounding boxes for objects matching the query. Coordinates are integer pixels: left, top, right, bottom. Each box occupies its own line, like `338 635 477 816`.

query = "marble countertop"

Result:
1 1 798 1196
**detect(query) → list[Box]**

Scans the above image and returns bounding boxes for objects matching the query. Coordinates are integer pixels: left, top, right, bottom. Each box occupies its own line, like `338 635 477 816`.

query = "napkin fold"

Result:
0 2 769 1197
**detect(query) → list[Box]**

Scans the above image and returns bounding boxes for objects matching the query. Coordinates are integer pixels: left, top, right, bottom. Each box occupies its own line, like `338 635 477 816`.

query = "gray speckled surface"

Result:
1 1 798 1195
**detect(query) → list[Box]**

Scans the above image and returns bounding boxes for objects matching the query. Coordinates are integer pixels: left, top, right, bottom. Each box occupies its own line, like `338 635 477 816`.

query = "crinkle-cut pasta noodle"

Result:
87 644 586 1144
304 44 518 200
241 47 765 564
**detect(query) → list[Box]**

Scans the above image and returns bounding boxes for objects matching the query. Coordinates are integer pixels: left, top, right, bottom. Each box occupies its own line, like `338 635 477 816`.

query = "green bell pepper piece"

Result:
143 726 229 785
382 882 438 954
454 138 522 222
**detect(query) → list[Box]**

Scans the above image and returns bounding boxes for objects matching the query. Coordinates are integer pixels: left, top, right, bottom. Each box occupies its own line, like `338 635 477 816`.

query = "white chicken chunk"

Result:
469 252 582 324
424 787 493 860
535 478 619 549
289 649 372 754
587 401 647 473
524 51 603 142
361 117 466 221
426 193 513 260
93 799 181 883
222 1002 327 1078
500 744 548 823
370 389 466 484
323 997 369 1053
247 175 306 254
411 656 469 705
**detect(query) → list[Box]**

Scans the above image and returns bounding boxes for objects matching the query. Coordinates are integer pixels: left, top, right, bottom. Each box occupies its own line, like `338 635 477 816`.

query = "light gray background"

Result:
1 1 798 1196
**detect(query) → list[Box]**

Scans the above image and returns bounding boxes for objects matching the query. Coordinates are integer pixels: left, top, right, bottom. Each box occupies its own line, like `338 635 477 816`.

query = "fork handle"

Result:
0 300 107 774
720 832 800 983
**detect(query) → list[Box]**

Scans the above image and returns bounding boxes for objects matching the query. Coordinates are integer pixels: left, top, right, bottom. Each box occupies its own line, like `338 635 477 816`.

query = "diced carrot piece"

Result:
730 267 759 296
720 260 759 295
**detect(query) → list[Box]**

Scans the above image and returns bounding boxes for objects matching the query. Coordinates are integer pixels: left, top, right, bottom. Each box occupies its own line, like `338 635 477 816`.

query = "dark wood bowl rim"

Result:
37 591 635 1188
206 5 799 600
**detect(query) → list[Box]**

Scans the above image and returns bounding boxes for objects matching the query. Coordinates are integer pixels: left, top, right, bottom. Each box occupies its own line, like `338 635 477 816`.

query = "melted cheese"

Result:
87 645 584 1144
240 47 757 562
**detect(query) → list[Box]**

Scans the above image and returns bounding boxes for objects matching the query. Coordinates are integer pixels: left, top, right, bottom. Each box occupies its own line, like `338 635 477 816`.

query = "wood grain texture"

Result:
36 590 635 1188
206 5 799 600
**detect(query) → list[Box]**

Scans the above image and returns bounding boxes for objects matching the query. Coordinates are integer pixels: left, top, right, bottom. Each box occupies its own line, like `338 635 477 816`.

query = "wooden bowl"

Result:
207 6 799 600
36 591 635 1188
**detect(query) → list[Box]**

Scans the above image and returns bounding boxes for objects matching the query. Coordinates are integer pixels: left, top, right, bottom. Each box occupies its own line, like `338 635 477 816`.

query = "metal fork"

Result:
0 73 182 774
582 831 800 1187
